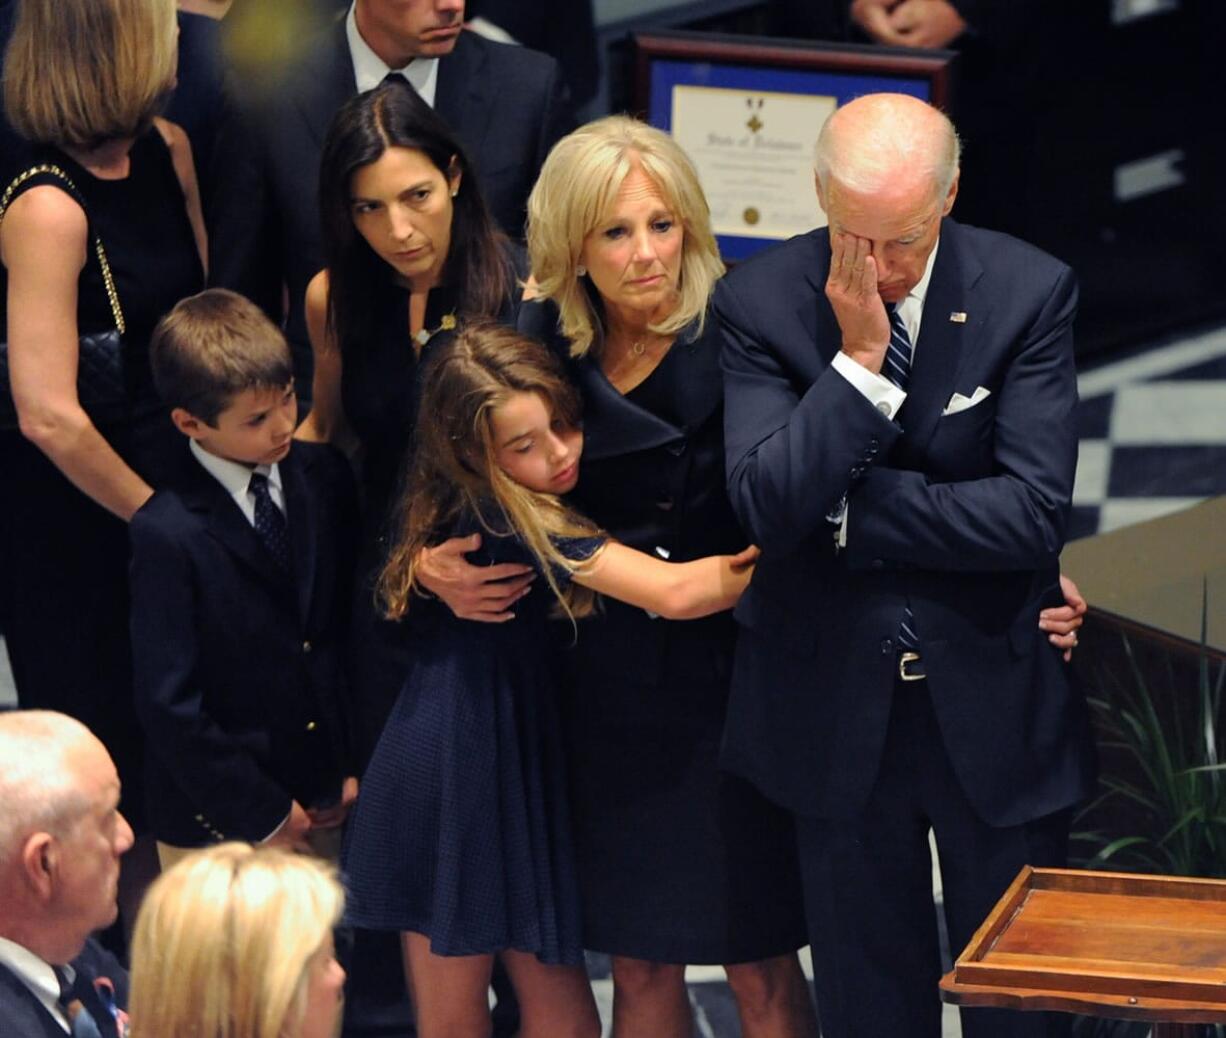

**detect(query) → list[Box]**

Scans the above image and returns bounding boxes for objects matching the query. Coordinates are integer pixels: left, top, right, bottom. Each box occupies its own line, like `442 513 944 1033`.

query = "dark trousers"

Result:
796 676 1072 1038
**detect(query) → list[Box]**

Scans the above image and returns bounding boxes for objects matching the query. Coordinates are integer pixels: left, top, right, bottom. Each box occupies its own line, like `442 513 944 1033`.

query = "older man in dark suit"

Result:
715 93 1095 1037
208 0 574 397
0 712 133 1038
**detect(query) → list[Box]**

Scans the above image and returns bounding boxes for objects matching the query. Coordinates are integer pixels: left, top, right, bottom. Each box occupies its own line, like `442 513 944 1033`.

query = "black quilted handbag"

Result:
0 163 127 431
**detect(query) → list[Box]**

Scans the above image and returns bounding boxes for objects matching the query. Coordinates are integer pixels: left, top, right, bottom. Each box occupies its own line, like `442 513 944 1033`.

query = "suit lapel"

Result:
291 21 355 152
897 221 984 455
178 459 294 597
574 357 681 461
667 324 724 433
0 962 76 1038
796 230 842 376
434 32 493 163
281 450 318 627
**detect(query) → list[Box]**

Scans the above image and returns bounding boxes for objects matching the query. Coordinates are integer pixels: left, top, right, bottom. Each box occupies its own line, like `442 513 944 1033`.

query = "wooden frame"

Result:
633 31 953 114
631 31 954 260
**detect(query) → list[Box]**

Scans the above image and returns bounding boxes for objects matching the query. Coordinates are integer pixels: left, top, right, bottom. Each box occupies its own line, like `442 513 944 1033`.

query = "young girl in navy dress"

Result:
342 322 757 1038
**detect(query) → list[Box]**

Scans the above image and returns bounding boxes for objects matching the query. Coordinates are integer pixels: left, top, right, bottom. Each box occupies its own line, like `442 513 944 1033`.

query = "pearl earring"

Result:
450 188 458 198
576 264 587 277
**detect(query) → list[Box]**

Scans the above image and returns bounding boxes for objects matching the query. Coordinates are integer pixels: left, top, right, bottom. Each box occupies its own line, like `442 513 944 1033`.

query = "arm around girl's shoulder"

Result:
572 541 758 621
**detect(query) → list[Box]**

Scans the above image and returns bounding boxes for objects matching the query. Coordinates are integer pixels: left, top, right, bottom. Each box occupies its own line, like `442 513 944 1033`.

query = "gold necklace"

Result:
413 312 457 349
603 329 672 386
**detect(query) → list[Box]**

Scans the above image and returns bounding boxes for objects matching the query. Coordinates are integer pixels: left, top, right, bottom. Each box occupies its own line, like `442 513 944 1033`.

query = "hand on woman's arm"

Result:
574 543 758 621
3 188 153 520
296 270 360 455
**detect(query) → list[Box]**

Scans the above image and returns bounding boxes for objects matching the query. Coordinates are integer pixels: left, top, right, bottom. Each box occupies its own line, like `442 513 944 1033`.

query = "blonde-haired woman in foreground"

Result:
128 843 345 1038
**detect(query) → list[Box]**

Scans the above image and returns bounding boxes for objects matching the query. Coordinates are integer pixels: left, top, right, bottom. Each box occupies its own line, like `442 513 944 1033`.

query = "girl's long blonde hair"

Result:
378 322 600 622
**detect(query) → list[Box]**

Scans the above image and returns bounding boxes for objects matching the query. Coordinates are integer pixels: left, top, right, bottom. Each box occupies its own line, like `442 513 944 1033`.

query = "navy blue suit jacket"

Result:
715 220 1096 827
0 939 127 1038
129 441 359 846
208 22 574 378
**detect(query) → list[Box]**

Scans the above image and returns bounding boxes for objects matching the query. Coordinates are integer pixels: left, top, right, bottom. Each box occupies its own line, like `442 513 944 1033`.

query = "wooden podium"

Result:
941 867 1226 1035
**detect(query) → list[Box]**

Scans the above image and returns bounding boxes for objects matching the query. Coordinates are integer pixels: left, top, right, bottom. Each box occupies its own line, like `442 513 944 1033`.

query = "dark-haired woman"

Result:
297 79 523 759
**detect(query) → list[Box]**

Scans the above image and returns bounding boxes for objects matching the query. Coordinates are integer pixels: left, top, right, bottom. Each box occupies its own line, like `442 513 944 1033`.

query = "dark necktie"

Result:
884 305 921 654
55 966 114 1038
885 304 914 392
249 472 290 571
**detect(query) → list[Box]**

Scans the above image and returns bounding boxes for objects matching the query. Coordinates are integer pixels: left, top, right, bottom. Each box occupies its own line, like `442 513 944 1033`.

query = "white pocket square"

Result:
941 386 991 416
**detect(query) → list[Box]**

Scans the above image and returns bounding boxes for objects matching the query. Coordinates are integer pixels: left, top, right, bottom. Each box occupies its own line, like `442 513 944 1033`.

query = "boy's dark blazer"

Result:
0 939 127 1038
130 440 359 847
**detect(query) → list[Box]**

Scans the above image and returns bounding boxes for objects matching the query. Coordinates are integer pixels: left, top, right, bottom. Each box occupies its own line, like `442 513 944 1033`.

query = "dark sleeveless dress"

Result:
342 513 603 965
340 265 522 764
0 129 204 826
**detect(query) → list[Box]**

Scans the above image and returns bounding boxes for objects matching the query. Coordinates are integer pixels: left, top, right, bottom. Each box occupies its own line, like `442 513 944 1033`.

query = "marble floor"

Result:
2 320 1224 1037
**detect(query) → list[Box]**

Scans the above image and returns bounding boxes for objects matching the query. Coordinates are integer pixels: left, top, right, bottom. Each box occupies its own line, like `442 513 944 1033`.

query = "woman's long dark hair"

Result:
317 79 512 357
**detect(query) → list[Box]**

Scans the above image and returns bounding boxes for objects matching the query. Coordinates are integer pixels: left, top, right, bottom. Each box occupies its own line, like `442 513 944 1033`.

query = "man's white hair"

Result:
813 93 961 202
0 711 94 864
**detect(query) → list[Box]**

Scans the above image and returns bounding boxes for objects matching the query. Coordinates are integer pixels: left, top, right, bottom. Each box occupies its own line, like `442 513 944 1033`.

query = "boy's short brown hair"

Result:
150 289 293 426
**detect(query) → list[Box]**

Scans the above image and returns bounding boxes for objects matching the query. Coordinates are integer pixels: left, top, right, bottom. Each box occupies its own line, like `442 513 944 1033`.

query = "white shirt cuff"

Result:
832 351 906 420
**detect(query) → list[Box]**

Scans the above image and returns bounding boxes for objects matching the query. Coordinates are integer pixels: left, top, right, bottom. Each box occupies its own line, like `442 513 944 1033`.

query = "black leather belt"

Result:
898 651 926 682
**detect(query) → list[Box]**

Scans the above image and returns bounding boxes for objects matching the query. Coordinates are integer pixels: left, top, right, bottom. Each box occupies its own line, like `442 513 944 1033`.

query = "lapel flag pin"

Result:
949 311 968 323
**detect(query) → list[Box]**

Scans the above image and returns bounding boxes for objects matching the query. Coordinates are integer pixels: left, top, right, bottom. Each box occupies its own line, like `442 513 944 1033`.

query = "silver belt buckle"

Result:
898 651 925 682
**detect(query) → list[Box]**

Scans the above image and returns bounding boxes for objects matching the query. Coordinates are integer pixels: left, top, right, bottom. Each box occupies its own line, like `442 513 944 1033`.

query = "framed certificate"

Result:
633 32 954 260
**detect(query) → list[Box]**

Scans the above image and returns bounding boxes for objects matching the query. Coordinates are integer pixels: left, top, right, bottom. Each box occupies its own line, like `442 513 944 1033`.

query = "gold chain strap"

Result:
0 163 126 335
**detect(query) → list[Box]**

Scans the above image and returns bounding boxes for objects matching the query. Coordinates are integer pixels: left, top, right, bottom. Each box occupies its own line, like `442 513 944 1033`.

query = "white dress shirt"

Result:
0 936 70 1032
346 2 440 105
829 237 941 545
189 440 284 525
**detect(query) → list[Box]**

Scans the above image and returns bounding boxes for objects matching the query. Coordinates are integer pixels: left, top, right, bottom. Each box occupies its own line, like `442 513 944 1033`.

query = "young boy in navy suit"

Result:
131 288 359 867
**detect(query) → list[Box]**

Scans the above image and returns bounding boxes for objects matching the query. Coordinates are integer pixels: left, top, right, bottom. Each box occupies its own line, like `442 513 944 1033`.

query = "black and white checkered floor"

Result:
1 322 1224 1038
1068 320 1226 542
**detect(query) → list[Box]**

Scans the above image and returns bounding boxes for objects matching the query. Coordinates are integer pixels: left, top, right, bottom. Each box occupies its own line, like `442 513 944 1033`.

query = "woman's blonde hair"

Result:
128 844 344 1038
526 116 724 358
3 0 178 149
378 321 600 623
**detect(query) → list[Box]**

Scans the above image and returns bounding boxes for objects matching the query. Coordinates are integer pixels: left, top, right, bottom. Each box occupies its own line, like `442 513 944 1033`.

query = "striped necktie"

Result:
884 305 921 654
885 304 914 392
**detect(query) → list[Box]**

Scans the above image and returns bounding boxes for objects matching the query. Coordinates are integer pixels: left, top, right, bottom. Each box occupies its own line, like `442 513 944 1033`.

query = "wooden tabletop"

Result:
940 867 1226 1024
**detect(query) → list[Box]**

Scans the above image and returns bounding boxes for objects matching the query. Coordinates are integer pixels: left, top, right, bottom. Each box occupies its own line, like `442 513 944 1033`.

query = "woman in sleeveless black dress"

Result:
297 80 521 763
0 0 205 853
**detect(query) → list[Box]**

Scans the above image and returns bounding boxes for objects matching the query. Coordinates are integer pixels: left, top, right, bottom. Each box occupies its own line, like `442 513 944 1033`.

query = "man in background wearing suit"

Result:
466 0 598 109
208 0 575 398
0 711 134 1038
715 93 1095 1037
